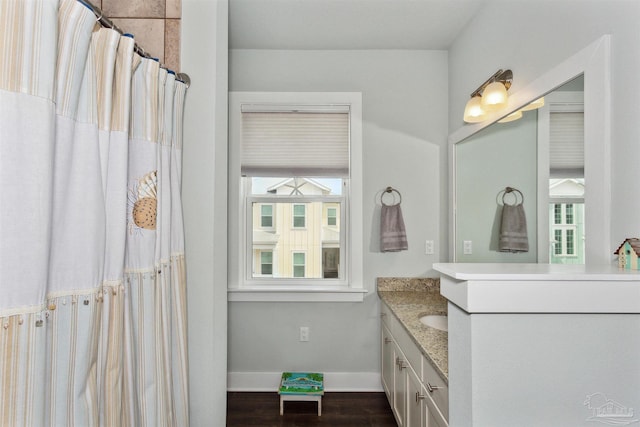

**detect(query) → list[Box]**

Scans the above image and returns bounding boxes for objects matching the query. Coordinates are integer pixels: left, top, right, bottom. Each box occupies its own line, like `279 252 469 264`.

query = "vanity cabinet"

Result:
381 303 448 427
434 263 640 426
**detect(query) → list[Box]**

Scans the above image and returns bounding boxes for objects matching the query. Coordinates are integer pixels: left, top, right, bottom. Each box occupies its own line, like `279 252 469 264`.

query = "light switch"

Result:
299 326 309 342
425 240 434 255
463 240 473 255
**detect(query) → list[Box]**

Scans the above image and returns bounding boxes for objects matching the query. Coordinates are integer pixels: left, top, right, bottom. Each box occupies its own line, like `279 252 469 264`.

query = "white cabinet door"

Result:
426 408 445 427
381 324 394 399
422 355 449 421
423 385 448 427
382 322 407 427
394 344 407 427
406 366 423 427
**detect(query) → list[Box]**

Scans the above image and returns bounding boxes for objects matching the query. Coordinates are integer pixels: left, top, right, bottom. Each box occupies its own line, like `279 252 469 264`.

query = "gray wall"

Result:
449 0 640 254
182 0 228 424
228 49 448 386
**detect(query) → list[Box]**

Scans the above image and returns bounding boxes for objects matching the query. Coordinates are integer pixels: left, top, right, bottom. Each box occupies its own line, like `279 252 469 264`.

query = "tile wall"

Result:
94 0 181 72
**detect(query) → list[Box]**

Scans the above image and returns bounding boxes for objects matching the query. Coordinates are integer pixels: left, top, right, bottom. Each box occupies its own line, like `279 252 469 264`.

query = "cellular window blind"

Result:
550 111 584 177
240 107 350 177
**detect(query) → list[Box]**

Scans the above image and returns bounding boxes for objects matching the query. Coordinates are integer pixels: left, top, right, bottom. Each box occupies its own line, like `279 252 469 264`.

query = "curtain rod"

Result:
77 0 191 88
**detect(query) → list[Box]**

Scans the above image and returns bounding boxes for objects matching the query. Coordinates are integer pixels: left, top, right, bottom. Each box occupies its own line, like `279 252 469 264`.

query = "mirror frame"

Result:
448 35 611 264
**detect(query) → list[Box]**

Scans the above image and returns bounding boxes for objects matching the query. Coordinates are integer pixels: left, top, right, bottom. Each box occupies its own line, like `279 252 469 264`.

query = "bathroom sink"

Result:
419 315 448 332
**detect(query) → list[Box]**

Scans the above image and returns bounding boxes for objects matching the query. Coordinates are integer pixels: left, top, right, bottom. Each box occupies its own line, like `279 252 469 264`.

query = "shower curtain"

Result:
0 0 189 425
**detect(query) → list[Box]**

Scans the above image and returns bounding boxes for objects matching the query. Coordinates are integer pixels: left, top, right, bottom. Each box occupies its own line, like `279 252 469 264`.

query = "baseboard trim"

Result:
227 371 383 392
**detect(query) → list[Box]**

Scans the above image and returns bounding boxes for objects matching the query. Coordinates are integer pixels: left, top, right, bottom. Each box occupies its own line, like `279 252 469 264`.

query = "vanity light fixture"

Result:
497 96 544 124
520 96 545 111
463 69 513 123
497 110 522 123
462 95 487 123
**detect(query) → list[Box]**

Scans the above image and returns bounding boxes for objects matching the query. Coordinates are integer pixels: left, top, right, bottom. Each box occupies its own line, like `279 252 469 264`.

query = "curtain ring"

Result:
381 187 402 206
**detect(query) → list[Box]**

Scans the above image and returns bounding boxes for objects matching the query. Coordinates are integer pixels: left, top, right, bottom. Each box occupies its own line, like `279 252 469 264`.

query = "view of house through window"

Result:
549 179 585 264
249 177 344 280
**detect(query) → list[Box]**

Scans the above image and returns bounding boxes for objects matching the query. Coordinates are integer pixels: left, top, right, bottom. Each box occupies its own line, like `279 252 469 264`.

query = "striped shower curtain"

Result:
0 0 189 425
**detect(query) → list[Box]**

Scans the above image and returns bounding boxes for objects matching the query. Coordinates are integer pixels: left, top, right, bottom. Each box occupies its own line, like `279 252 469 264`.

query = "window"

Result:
566 229 575 255
554 230 563 255
327 207 337 226
292 204 306 228
550 202 582 258
260 251 273 275
552 226 577 256
228 92 364 302
565 204 574 224
293 252 305 278
261 204 273 228
554 204 562 224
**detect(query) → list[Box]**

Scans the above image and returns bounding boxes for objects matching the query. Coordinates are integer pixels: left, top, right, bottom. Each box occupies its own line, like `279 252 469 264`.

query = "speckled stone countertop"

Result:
377 277 448 383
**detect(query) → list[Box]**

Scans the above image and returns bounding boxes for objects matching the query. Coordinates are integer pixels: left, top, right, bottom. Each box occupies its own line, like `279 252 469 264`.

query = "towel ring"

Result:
381 187 402 206
501 187 524 206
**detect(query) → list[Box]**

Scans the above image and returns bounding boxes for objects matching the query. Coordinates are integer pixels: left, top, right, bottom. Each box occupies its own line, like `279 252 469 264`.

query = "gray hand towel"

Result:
380 204 408 252
499 203 529 252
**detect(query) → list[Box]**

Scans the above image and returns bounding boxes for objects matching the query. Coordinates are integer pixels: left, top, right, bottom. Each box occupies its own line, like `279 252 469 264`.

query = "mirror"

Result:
449 36 611 264
454 77 582 262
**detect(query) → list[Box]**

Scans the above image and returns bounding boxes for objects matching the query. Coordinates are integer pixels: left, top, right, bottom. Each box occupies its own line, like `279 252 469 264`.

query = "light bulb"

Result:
481 81 508 112
463 96 487 123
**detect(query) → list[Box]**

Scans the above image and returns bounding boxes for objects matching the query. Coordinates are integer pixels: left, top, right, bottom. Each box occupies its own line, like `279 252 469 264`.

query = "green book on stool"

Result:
278 372 324 416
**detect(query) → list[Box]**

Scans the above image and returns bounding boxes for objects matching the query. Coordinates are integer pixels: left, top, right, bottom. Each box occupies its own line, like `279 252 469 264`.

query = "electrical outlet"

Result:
425 240 434 255
299 326 309 342
463 240 473 255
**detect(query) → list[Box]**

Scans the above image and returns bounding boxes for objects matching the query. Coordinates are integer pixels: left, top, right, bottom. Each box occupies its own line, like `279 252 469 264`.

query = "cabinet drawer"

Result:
422 355 448 420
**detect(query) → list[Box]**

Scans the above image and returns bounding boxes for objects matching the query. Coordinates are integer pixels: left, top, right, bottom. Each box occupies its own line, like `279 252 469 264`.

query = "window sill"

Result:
228 286 367 302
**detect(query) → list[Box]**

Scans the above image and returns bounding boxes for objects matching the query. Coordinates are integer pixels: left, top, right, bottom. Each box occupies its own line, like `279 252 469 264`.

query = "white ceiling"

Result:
229 0 487 50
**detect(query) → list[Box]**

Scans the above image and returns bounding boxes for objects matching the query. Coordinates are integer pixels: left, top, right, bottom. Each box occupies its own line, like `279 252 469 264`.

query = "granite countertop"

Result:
377 278 448 383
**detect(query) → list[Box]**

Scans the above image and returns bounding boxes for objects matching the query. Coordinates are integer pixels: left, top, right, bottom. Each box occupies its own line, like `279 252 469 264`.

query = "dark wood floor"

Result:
227 392 398 427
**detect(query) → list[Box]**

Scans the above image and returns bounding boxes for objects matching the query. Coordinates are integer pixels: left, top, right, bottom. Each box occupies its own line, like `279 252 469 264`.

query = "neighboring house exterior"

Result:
251 178 341 279
549 178 585 264
614 238 640 270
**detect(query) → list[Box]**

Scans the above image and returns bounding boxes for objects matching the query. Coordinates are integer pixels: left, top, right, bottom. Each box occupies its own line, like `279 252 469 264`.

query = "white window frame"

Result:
228 92 364 302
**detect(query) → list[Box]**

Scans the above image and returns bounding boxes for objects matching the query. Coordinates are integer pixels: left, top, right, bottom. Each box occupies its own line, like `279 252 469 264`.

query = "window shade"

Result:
550 112 584 177
241 110 350 177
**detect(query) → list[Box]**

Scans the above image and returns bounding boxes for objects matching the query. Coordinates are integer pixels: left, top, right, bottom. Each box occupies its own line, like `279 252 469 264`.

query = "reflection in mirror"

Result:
454 76 584 262
537 77 585 264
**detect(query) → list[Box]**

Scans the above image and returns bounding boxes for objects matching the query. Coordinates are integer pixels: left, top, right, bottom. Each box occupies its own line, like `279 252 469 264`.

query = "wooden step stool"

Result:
278 372 324 416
